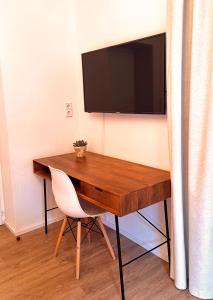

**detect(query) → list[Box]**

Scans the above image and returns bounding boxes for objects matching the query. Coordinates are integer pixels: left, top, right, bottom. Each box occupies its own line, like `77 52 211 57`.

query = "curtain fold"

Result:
167 0 187 290
167 0 213 298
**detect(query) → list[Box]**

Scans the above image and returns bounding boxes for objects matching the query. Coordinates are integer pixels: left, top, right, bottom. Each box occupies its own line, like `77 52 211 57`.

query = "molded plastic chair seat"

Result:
49 166 116 280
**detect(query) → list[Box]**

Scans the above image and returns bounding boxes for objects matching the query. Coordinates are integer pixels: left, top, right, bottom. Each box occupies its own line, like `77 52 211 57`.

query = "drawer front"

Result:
80 181 120 214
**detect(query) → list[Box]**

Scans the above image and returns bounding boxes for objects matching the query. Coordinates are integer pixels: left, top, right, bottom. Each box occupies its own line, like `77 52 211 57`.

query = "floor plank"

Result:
0 222 195 300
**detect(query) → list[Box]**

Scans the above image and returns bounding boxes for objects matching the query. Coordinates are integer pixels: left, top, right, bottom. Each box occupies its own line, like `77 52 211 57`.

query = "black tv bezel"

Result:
81 32 166 115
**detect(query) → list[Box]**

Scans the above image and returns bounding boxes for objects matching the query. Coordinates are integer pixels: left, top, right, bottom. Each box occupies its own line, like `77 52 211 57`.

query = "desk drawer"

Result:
80 182 120 214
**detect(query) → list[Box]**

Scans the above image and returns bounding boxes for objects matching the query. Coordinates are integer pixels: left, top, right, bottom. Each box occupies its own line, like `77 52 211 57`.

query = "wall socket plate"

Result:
65 102 72 117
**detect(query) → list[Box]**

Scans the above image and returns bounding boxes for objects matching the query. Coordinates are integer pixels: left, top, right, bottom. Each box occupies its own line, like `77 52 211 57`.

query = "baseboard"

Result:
0 210 5 225
4 221 16 236
5 214 168 262
103 217 168 262
5 215 64 236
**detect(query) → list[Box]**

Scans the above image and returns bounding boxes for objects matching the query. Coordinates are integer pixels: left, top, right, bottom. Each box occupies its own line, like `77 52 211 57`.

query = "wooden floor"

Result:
0 222 195 300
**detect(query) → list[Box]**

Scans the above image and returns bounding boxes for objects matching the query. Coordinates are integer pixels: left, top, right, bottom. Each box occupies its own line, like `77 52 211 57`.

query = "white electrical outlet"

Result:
65 102 72 117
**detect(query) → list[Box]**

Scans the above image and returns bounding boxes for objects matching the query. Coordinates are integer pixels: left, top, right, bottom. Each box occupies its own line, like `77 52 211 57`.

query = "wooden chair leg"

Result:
76 220 81 280
97 216 116 260
54 216 67 257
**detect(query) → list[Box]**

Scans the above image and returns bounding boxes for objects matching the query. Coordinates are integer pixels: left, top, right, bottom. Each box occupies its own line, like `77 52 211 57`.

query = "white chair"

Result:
49 166 116 279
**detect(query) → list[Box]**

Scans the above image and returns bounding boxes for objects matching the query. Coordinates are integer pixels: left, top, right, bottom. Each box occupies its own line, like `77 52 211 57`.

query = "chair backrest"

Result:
49 166 88 218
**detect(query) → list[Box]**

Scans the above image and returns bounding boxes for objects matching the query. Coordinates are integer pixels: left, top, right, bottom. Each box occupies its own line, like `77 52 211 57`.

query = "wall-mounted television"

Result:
81 33 166 114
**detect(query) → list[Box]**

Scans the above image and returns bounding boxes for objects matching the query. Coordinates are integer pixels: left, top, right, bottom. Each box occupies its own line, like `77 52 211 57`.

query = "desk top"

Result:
33 152 171 216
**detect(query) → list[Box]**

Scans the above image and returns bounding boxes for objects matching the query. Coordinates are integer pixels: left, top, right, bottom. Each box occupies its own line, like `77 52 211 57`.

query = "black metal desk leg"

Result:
43 179 48 234
115 216 125 300
164 199 171 269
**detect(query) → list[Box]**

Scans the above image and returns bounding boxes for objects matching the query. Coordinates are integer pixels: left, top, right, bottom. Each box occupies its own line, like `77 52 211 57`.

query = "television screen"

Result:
81 33 166 114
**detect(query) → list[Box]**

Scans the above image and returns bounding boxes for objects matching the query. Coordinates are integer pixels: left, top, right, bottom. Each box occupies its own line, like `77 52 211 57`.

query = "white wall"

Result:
0 165 5 225
0 0 170 261
0 69 12 226
0 0 80 234
74 0 169 260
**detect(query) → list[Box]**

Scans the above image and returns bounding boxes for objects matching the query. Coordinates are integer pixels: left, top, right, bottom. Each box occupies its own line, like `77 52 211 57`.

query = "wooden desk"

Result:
33 151 170 216
33 151 171 300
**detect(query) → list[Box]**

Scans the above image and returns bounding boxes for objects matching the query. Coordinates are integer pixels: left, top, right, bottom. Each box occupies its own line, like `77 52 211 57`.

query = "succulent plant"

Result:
73 140 87 147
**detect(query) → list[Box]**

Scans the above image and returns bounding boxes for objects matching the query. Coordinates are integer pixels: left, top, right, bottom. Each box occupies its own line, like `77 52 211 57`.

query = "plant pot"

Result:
73 146 87 157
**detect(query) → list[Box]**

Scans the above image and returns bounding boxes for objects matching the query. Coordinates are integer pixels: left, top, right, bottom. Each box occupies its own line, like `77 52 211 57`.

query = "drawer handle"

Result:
95 187 103 192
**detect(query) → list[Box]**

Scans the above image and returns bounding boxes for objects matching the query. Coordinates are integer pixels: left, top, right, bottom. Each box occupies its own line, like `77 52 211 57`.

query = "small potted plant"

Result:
73 140 87 157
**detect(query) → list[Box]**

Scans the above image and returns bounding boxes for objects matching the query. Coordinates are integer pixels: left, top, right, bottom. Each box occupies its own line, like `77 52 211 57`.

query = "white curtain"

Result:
167 0 213 299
